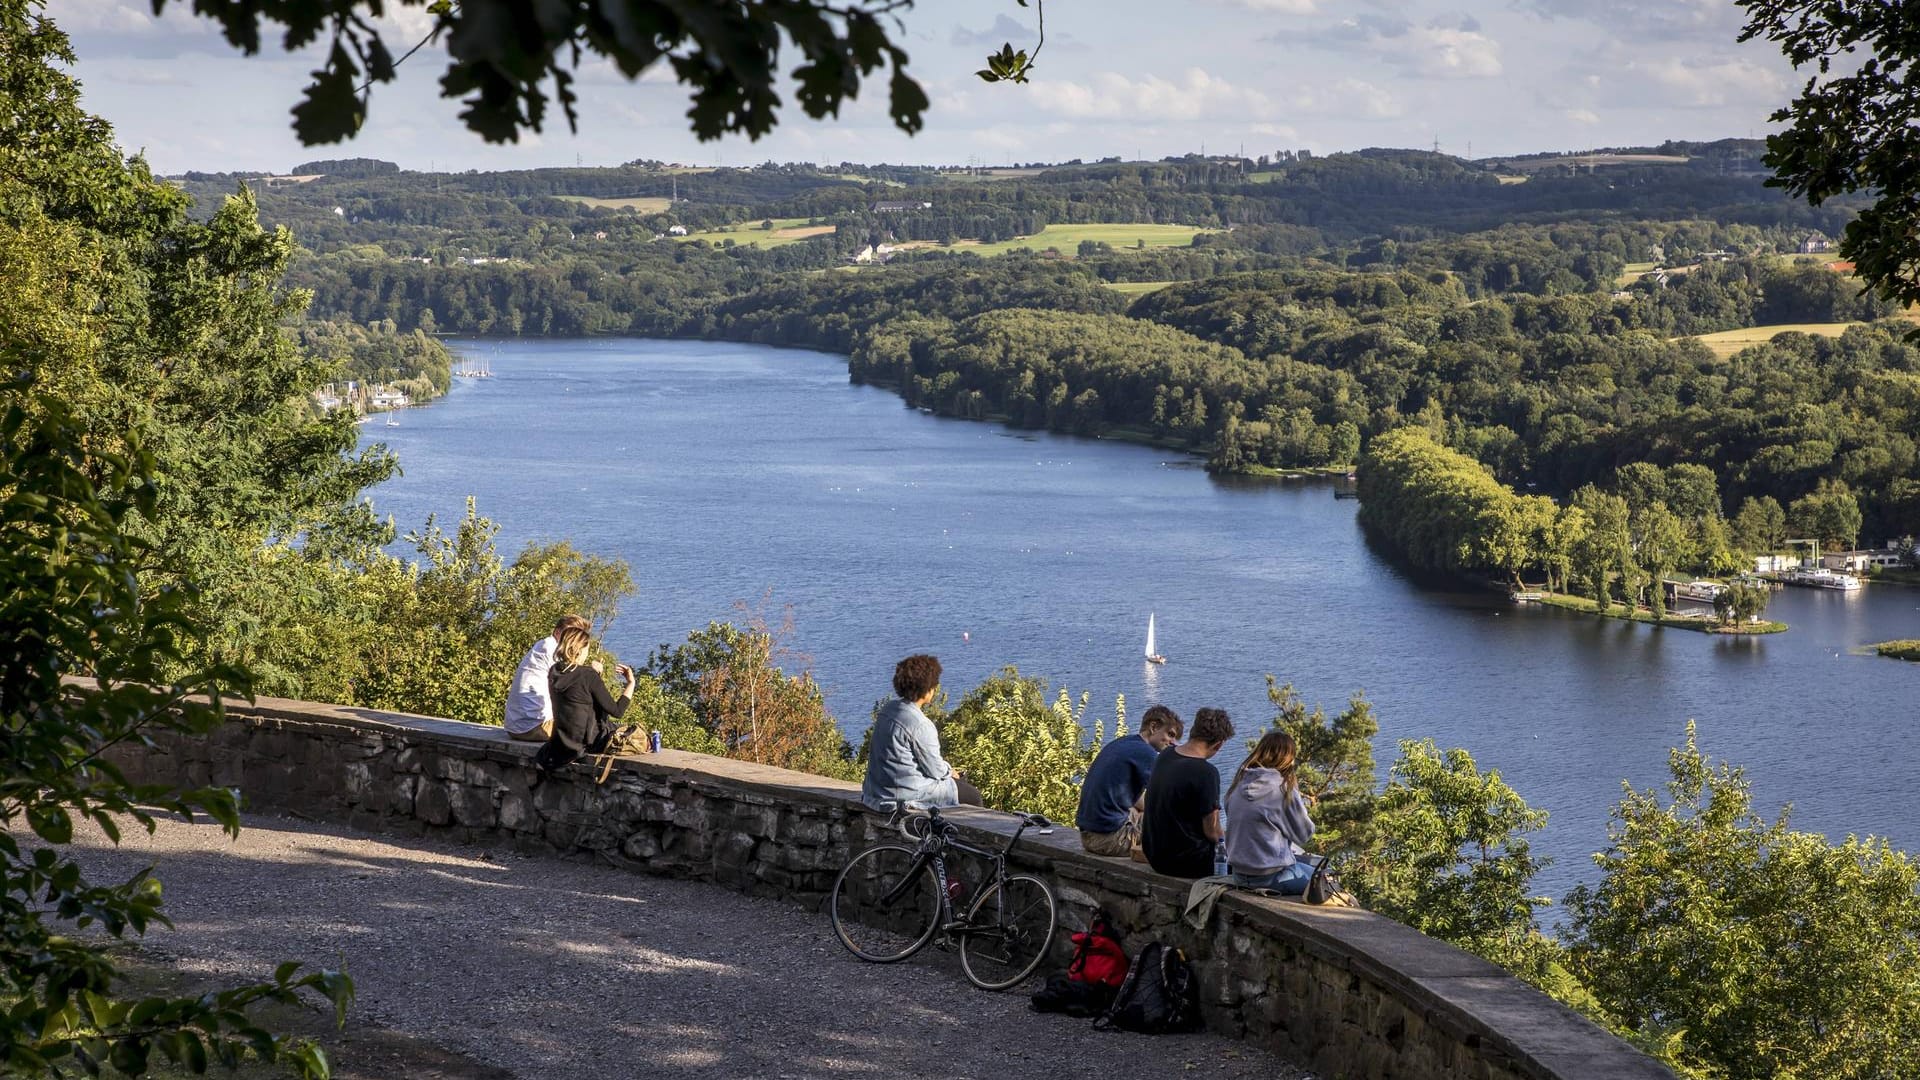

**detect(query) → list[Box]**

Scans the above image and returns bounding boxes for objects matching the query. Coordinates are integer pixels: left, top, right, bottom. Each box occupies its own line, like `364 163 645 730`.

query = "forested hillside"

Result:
190 140 1916 542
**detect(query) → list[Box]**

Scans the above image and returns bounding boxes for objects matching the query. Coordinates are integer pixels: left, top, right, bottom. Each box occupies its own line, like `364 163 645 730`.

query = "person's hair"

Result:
554 625 592 669
1189 707 1234 746
554 613 591 637
892 654 942 701
1229 730 1299 801
1140 704 1183 740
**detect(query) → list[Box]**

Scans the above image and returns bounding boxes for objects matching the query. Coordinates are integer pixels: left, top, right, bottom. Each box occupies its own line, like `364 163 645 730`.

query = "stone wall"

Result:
113 695 1672 1080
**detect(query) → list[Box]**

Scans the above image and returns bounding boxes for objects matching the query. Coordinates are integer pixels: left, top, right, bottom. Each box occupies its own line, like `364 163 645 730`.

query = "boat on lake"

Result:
1785 567 1862 591
1144 613 1166 665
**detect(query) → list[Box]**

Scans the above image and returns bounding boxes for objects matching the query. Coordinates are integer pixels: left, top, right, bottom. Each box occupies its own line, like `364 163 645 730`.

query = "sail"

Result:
1145 613 1157 658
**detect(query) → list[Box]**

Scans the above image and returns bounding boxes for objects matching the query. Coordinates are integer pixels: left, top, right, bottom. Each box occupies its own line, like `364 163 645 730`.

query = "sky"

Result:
54 0 1802 175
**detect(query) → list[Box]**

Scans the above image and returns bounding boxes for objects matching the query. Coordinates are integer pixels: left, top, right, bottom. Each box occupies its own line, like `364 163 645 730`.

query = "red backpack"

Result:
1066 910 1129 989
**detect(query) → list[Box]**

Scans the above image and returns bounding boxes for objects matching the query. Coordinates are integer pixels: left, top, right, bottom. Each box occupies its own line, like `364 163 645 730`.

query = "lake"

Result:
362 338 1920 897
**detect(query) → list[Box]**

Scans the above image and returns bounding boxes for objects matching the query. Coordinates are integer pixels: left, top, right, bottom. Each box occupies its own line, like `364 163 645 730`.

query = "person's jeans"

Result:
1230 860 1313 895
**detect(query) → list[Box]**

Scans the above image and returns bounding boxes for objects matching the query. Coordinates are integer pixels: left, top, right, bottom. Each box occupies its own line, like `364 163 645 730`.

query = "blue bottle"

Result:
1213 839 1229 878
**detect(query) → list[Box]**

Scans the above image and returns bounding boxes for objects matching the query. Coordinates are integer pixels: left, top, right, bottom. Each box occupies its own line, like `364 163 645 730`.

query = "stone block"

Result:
415 781 453 826
787 818 829 846
422 753 466 782
341 762 373 803
392 746 424 774
499 791 539 833
450 784 498 829
623 830 661 860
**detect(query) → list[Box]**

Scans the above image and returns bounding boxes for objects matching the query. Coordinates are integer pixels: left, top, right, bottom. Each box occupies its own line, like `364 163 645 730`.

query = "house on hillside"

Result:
667 225 688 236
871 200 932 213
1798 233 1832 254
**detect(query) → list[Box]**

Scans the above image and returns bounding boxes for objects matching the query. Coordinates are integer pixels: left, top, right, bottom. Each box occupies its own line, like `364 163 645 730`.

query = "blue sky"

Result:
56 0 1798 174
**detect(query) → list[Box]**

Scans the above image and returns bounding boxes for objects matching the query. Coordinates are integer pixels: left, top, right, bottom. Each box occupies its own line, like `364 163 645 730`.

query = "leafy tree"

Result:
1740 0 1920 312
0 384 352 1076
1565 724 1920 1079
935 667 1122 822
1789 478 1863 550
1733 496 1788 555
1344 741 1560 985
645 608 855 779
145 0 1052 146
1259 680 1376 856
1711 581 1772 626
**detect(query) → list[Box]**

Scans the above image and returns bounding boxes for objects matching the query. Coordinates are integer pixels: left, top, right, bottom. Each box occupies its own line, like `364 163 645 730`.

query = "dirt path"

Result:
70 813 1313 1080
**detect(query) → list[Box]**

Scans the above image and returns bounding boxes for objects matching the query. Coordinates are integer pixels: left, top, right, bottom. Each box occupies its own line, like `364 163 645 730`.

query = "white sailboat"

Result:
1144 613 1167 665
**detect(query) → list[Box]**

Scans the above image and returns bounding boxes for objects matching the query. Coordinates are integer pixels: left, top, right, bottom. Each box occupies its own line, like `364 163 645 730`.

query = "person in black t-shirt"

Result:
1139 707 1235 879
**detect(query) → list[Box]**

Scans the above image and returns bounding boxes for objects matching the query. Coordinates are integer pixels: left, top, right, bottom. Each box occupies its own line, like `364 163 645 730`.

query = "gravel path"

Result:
69 813 1313 1080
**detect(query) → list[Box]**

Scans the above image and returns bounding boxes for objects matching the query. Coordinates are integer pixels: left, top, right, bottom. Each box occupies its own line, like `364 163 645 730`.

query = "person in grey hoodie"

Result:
1223 730 1317 894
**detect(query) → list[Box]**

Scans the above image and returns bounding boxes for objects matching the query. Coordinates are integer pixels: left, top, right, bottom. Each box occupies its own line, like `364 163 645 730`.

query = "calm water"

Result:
363 339 1920 896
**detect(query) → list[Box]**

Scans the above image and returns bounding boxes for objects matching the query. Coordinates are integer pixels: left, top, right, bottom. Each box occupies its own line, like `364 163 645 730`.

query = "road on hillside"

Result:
66 814 1314 1080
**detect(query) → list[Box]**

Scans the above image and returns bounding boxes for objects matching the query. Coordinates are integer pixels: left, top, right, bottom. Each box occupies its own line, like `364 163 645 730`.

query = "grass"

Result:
1616 261 1658 287
675 217 836 247
1534 591 1787 634
1102 280 1177 296
959 223 1214 257
552 195 672 213
1690 323 1861 358
1873 640 1920 662
1870 566 1920 586
1495 175 1530 185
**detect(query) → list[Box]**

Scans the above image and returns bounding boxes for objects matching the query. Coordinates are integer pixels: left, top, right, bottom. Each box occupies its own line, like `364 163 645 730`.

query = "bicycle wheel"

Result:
957 874 1058 990
829 843 941 963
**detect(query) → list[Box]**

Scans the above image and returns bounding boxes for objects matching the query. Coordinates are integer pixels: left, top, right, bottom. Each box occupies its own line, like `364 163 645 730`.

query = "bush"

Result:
935 667 1124 822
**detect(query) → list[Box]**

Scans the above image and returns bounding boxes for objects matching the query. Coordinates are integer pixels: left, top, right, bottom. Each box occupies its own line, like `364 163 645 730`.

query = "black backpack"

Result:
1092 942 1202 1034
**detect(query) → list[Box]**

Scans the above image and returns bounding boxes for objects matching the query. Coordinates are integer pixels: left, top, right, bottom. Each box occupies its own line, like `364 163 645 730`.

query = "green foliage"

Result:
0 384 352 1077
1564 724 1920 1079
1345 740 1560 984
295 316 454 406
1787 477 1863 549
935 668 1123 822
1257 681 1376 856
1712 581 1772 626
156 0 934 145
645 611 856 780
1874 639 1920 662
1739 0 1920 312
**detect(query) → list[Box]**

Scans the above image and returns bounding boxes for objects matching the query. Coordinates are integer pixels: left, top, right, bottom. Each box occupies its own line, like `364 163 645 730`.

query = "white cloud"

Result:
1629 56 1787 108
1289 78 1403 120
1279 13 1502 79
1565 108 1600 125
1520 0 1743 40
1209 0 1319 13
1030 68 1278 122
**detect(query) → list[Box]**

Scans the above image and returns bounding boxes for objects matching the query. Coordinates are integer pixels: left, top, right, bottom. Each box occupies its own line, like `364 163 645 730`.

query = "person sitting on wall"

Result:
534 624 642 771
861 654 984 811
1075 704 1183 857
1223 730 1317 895
1140 707 1234 879
504 614 592 742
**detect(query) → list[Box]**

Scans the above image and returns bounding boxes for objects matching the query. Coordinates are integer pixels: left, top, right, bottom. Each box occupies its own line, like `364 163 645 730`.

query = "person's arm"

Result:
587 667 632 720
1203 809 1223 841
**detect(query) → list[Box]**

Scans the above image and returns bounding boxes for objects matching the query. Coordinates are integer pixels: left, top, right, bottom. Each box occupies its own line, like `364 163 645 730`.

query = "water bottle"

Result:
648 730 662 754
1213 839 1229 878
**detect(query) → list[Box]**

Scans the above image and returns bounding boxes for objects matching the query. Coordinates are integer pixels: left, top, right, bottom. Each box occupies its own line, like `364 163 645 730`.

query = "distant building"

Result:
1797 234 1833 254
1754 554 1795 574
667 225 688 236
870 200 932 213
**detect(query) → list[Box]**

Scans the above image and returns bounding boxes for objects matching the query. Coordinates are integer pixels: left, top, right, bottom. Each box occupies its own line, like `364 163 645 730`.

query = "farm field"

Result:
554 195 673 213
675 218 837 247
1616 260 1659 286
968 223 1213 255
1103 280 1176 296
1690 323 1860 357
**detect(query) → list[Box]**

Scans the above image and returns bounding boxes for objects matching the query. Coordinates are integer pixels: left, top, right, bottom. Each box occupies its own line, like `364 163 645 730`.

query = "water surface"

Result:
362 338 1920 897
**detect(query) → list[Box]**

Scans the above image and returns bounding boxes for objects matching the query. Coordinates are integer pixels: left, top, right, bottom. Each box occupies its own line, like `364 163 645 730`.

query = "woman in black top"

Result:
534 625 638 771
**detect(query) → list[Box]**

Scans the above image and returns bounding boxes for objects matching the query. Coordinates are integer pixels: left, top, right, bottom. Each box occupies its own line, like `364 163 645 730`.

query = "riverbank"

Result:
1874 640 1920 661
1534 591 1788 634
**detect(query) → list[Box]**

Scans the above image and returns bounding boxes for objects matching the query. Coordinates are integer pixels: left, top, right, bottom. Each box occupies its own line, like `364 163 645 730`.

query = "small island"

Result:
1535 591 1788 635
1872 640 1920 661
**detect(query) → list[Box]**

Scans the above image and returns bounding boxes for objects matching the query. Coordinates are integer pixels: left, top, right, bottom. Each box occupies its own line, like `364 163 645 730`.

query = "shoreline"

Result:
1533 591 1788 634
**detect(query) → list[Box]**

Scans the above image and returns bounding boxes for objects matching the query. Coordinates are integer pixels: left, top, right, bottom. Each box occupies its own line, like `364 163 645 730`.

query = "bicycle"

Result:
828 806 1060 990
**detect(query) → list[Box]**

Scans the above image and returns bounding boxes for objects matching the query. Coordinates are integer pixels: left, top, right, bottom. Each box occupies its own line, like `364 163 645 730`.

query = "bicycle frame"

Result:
882 808 1041 935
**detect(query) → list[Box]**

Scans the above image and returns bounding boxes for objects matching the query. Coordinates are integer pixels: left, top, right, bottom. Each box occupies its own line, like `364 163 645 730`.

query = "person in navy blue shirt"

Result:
1075 705 1183 857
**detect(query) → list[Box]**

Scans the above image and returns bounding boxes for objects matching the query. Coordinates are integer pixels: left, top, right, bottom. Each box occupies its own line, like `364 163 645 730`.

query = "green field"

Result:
963 224 1213 256
1102 280 1177 296
554 195 673 213
675 217 836 247
1690 323 1860 358
1616 260 1658 286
